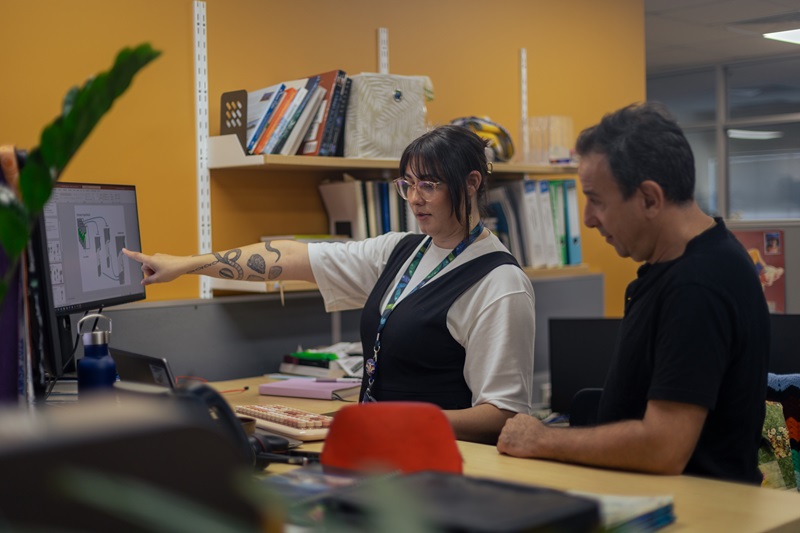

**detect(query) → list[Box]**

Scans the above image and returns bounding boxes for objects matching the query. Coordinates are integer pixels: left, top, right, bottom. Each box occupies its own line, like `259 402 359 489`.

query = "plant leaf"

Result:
17 149 55 216
0 183 29 257
39 43 161 175
21 43 160 215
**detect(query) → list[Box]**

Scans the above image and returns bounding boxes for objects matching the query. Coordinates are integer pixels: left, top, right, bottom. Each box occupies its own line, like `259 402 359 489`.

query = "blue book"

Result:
246 83 285 154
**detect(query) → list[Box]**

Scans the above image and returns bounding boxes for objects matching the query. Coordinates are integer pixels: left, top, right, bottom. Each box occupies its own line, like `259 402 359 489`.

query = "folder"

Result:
563 179 583 265
536 180 562 267
548 180 568 266
258 378 361 400
318 175 368 241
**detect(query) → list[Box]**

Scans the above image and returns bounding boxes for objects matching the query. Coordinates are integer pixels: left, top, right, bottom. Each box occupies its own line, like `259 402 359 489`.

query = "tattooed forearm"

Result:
246 275 265 281
268 266 282 280
264 241 281 262
185 250 246 279
247 254 266 275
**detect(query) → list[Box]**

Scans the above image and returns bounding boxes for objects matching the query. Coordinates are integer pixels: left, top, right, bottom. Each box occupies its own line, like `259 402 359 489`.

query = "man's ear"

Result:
639 180 664 217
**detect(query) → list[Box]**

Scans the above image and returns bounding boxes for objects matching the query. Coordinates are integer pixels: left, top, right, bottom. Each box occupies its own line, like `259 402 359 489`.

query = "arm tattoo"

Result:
247 254 266 275
264 241 281 262
268 266 282 280
186 249 244 279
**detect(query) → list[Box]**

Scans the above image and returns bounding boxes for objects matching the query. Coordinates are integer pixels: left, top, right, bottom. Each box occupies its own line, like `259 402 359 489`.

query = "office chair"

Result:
320 402 463 474
569 388 603 427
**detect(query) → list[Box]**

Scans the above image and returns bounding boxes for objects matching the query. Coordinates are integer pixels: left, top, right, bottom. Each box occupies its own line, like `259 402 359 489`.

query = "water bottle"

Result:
77 313 117 395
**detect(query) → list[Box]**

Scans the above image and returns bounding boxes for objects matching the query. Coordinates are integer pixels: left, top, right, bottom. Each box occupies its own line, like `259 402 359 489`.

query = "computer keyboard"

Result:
235 404 333 441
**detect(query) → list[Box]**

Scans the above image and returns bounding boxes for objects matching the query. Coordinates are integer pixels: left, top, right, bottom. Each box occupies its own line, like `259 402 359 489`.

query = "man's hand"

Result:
496 413 548 458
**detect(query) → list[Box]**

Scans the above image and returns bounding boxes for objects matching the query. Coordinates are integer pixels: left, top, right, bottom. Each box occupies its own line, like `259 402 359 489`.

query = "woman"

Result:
124 125 535 443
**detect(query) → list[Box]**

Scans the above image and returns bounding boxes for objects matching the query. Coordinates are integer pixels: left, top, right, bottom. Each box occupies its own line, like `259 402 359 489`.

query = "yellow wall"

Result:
1 0 643 316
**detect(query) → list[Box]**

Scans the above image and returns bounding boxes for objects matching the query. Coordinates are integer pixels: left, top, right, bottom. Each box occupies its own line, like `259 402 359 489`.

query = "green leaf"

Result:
1 42 160 309
0 184 30 257
39 43 161 175
17 149 54 215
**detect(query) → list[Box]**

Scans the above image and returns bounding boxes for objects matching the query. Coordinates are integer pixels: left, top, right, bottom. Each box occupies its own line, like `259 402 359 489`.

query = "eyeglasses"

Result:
393 177 443 202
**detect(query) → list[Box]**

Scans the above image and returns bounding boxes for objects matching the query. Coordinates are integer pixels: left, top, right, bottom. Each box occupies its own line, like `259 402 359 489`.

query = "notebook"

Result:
110 348 177 390
258 378 360 400
323 471 600 532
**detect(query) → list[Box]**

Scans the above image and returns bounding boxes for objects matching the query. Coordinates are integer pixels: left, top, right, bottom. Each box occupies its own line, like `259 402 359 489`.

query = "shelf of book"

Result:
208 134 578 175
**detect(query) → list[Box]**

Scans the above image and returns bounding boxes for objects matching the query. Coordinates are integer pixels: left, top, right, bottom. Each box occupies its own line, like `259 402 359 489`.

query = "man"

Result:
497 102 769 484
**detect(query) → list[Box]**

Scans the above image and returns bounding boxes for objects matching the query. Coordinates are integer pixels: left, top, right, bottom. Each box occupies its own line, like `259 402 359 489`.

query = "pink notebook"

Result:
258 379 361 400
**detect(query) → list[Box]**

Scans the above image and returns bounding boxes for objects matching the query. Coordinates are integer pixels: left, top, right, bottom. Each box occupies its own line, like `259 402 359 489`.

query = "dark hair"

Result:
399 125 491 240
575 102 695 204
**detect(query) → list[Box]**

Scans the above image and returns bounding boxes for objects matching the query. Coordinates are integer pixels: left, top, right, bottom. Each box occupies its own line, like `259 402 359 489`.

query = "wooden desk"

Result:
214 377 800 533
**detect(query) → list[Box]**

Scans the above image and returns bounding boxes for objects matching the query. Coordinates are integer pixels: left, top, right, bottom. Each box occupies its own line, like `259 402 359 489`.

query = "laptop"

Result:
110 348 178 390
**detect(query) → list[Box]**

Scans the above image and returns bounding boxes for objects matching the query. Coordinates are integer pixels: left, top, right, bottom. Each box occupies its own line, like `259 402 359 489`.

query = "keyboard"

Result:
235 404 333 441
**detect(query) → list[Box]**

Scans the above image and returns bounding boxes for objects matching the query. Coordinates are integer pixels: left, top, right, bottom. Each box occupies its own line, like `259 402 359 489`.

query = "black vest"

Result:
359 234 520 409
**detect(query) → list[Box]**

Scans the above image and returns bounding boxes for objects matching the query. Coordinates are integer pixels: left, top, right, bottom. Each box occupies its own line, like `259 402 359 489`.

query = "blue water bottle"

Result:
77 313 117 395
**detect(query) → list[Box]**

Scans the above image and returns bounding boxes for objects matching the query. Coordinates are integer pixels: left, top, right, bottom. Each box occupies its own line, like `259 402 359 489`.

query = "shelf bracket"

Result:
194 0 212 299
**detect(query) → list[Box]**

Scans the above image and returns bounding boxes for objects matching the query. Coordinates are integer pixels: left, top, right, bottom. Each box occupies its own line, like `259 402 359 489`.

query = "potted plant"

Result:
0 43 160 402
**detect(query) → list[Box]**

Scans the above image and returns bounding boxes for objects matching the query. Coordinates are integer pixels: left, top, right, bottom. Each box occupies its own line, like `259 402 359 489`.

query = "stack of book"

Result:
278 342 363 379
239 69 351 157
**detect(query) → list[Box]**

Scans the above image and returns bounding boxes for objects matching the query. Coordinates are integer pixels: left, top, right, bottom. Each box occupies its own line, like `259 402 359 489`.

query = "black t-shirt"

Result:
597 218 769 484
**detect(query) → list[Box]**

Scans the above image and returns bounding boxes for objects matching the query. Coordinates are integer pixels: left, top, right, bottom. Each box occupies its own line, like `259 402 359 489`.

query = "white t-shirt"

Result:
308 231 535 414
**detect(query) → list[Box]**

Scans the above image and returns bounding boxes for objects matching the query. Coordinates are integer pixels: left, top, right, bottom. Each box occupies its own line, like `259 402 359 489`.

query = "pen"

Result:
315 378 362 383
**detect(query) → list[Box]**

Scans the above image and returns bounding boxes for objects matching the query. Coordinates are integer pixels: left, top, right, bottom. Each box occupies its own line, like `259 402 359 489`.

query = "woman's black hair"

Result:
399 125 491 241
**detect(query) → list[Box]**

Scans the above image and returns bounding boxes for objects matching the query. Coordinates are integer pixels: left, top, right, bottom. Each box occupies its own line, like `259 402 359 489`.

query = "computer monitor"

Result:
28 182 146 382
548 317 621 415
548 314 800 415
768 314 800 374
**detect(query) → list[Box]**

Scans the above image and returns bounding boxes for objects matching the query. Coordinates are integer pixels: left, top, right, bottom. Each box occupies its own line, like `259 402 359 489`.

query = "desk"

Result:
214 376 800 533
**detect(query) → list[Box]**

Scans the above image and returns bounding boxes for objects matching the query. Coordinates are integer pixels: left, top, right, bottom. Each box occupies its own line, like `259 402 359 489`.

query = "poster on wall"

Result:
732 229 786 314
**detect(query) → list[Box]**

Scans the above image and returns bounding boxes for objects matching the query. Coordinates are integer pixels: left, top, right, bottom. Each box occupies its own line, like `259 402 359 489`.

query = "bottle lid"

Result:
77 313 112 346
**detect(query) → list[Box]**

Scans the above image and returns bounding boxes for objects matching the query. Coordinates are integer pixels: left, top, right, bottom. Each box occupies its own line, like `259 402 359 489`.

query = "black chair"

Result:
569 388 603 427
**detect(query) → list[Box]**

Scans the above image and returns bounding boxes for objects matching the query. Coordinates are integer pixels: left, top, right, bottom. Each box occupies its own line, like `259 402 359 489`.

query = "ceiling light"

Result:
763 29 800 45
727 129 783 140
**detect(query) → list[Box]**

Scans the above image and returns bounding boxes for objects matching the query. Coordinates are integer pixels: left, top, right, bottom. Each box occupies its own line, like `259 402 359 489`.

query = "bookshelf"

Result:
208 134 579 175
207 134 589 295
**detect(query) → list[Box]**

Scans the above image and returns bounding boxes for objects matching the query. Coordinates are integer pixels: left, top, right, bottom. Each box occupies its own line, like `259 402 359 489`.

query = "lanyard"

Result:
362 221 484 402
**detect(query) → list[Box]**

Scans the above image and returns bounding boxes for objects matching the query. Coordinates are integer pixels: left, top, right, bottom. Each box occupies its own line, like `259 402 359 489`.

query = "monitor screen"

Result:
548 318 621 415
42 182 146 315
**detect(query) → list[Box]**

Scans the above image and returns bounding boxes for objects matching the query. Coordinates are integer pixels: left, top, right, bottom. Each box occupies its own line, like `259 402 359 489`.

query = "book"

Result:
563 179 583 265
258 378 361 400
253 87 297 155
327 75 352 157
567 491 675 532
263 85 304 155
245 83 285 154
279 85 325 156
299 70 347 156
318 175 368 240
270 76 322 154
488 186 524 264
317 73 349 156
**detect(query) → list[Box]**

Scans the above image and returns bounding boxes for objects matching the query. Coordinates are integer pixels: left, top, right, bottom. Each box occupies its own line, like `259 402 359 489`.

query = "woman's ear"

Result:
467 170 482 195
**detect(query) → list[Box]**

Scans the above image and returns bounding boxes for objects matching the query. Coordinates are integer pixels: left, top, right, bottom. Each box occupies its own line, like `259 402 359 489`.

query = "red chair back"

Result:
320 402 463 474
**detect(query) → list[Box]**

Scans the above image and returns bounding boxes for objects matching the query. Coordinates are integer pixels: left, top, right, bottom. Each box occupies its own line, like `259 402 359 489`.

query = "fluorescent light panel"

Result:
763 28 800 45
727 129 783 140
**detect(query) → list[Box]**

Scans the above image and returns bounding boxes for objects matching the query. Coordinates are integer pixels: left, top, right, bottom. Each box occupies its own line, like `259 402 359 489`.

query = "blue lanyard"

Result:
362 222 484 402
